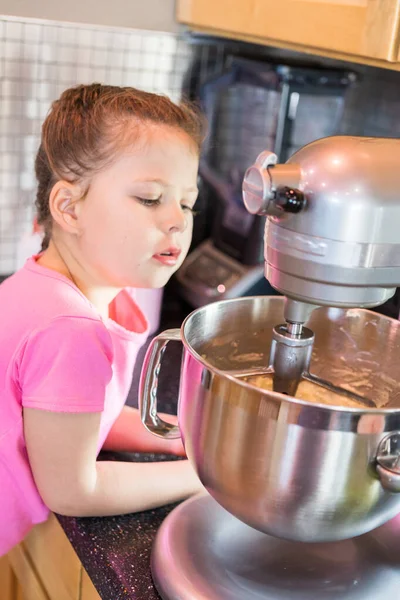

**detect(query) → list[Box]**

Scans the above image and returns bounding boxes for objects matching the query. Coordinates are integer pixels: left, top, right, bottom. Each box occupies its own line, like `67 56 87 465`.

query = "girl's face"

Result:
75 125 199 289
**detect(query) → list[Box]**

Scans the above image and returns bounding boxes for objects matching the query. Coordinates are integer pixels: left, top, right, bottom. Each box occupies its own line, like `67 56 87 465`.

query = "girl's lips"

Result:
152 248 181 267
153 254 180 266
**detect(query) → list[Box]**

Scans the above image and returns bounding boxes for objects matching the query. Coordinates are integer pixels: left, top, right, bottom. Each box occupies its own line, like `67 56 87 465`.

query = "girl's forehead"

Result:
93 130 199 187
121 130 198 166
121 122 198 155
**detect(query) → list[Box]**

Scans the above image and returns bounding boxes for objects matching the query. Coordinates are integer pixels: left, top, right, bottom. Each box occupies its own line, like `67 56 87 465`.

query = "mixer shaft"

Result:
269 323 314 395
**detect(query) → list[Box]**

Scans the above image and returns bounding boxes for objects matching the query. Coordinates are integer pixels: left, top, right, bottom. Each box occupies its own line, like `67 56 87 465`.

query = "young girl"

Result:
0 83 206 556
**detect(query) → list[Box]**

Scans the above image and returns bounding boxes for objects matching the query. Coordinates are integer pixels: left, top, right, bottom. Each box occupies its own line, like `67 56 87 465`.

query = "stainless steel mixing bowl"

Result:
139 296 400 542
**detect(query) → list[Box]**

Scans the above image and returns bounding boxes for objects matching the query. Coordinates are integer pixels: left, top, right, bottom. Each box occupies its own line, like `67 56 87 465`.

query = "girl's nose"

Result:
160 202 187 234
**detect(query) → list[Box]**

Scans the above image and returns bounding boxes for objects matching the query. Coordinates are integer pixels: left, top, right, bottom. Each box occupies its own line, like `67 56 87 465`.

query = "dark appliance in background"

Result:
174 56 355 308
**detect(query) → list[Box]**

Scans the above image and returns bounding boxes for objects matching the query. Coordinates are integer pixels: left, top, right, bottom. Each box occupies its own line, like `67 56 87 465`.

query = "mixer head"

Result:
242 135 400 393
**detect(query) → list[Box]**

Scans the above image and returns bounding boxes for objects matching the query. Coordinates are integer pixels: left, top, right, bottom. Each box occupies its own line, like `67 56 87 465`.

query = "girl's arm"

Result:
102 405 185 456
23 408 202 517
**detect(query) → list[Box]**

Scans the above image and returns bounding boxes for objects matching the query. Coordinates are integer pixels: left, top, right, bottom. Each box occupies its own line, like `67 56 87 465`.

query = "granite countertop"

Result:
57 463 177 600
57 295 189 600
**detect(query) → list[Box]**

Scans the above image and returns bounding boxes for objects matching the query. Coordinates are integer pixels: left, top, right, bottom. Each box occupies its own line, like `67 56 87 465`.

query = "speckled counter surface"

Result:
57 465 177 600
57 295 189 600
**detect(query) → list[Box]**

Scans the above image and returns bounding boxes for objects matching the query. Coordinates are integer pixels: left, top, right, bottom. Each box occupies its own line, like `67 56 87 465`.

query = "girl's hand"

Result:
158 411 186 457
102 406 187 456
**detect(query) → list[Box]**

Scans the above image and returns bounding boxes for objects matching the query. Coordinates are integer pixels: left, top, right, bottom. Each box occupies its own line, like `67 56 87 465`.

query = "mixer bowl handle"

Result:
376 432 400 493
139 329 182 439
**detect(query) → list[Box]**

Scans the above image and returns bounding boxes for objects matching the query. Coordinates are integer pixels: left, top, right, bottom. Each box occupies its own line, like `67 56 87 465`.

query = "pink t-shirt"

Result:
0 256 149 556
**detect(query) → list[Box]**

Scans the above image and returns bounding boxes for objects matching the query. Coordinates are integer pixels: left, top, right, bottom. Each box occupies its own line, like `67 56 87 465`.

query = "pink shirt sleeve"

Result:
17 316 114 413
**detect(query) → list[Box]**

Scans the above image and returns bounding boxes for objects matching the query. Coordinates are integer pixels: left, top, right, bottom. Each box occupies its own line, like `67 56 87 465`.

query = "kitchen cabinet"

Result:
177 0 400 68
0 554 23 600
5 514 100 600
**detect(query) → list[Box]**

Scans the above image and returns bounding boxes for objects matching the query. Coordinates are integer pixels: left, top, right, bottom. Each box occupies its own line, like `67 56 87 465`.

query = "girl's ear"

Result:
49 181 83 236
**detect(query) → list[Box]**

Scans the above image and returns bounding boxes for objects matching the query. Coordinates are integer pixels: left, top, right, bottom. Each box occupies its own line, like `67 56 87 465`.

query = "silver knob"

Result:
242 151 277 215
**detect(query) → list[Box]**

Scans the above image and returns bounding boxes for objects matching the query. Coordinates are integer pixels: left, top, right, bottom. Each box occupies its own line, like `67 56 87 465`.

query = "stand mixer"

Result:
243 135 400 397
140 136 400 599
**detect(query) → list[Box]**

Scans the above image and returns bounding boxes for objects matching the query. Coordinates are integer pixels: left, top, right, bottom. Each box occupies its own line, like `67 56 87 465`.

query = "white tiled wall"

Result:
0 15 191 273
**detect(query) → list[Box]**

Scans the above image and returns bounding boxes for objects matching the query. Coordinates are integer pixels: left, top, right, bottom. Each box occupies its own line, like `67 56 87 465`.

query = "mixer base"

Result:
151 493 400 600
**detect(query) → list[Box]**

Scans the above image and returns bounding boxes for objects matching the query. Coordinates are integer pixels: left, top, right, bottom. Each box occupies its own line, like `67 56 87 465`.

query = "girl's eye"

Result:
135 196 200 216
182 205 200 216
136 197 162 207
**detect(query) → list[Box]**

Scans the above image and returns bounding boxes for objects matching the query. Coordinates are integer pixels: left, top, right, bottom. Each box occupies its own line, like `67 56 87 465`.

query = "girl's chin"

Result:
129 274 174 289
112 262 182 289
